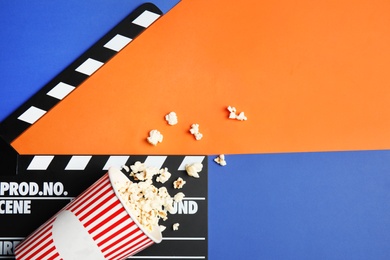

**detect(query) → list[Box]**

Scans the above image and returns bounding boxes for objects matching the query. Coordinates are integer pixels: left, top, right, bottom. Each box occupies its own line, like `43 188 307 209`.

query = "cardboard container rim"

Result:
108 166 163 244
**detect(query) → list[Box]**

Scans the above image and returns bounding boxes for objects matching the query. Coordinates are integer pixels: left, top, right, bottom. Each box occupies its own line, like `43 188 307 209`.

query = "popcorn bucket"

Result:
15 167 162 260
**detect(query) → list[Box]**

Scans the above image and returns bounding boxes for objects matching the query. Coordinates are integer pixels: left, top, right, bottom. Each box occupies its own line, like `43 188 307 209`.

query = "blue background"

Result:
1 1 390 259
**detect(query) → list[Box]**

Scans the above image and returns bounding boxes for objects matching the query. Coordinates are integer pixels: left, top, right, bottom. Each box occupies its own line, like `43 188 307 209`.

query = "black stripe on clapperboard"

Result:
0 3 162 144
14 155 208 260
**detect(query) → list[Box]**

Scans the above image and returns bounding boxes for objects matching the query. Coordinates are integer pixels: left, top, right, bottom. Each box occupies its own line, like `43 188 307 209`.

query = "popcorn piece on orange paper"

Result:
189 124 203 140
147 129 163 145
165 111 178 125
227 106 247 121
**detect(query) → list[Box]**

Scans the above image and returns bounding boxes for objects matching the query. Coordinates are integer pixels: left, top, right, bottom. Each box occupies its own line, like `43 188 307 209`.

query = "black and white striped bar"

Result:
22 155 205 172
0 3 162 143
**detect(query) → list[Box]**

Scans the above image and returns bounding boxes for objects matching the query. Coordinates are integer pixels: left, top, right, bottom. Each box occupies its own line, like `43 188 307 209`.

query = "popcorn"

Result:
163 197 174 213
156 167 171 184
130 163 159 182
145 167 159 180
190 124 203 140
236 112 247 121
174 192 185 202
121 165 130 172
189 124 199 135
158 210 168 221
165 112 178 125
158 186 170 198
227 106 247 121
116 177 169 232
173 177 186 189
173 223 180 231
185 162 203 178
214 154 227 166
130 161 146 173
115 161 199 234
227 106 237 119
115 162 180 233
194 132 203 140
147 129 163 146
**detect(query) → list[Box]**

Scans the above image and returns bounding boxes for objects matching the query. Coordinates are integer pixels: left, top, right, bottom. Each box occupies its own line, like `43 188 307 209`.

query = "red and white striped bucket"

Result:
15 167 162 260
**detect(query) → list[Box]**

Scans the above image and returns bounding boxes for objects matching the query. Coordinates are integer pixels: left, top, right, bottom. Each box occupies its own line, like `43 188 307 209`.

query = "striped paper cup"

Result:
15 167 162 260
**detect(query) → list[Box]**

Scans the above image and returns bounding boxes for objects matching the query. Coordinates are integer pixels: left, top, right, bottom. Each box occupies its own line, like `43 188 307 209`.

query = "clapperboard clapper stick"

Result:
0 3 208 260
0 3 162 175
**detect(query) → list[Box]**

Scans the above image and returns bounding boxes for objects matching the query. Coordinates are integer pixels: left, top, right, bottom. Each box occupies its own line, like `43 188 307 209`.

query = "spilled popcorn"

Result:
185 162 203 178
173 223 180 231
116 162 175 232
189 124 203 140
122 165 130 173
227 106 237 119
165 112 178 125
147 129 163 146
174 192 185 202
115 160 202 234
156 167 171 184
173 177 186 189
214 154 227 166
227 106 247 121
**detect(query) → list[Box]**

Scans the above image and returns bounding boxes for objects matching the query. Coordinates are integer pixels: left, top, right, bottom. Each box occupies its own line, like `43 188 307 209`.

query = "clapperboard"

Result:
0 3 207 259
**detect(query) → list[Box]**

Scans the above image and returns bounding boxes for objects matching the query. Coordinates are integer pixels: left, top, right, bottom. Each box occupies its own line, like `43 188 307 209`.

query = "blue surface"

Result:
209 152 390 259
2 2 390 259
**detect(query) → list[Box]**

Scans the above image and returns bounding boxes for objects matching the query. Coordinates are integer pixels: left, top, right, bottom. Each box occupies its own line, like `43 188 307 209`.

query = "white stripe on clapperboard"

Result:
16 9 160 126
162 237 205 241
26 155 205 171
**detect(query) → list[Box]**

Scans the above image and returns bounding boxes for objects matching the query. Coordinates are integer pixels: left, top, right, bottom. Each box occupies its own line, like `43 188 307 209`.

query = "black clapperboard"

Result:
0 4 208 259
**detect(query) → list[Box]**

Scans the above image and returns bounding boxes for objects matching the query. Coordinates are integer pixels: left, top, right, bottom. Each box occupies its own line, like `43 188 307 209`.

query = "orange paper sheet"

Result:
12 0 390 155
